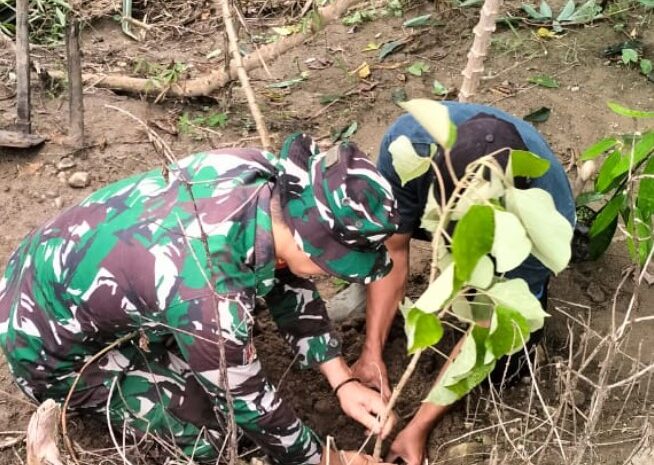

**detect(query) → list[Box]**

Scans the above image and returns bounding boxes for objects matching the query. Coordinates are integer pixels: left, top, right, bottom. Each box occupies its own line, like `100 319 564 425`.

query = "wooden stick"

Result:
15 0 31 133
458 0 503 102
218 0 271 150
66 18 84 149
26 400 64 465
45 0 362 98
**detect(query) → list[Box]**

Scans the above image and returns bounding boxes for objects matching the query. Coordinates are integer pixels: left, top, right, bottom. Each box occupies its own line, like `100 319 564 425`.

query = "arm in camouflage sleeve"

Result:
264 267 342 369
166 293 322 465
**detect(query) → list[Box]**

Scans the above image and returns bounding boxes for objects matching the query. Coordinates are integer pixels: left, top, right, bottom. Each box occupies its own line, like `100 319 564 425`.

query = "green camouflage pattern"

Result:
0 146 352 465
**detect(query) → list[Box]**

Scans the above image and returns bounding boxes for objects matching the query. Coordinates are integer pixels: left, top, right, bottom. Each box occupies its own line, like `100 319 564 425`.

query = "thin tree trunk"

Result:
15 0 31 133
459 0 503 102
66 18 84 149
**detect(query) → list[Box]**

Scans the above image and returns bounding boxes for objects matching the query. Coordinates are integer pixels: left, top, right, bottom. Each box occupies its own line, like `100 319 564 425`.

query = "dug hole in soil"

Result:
1 0 653 463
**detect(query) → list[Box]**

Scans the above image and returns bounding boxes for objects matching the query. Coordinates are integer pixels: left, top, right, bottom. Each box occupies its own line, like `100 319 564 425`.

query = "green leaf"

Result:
267 75 307 88
539 0 553 18
575 191 605 207
205 112 229 128
443 332 478 385
609 132 654 180
486 306 531 358
528 74 560 88
594 150 623 193
469 255 494 289
399 99 454 149
420 187 441 232
637 157 654 218
522 4 548 19
432 80 448 96
607 102 654 119
414 263 456 313
452 206 495 283
404 307 444 353
626 208 653 266
491 210 532 273
379 40 405 60
510 150 551 178
565 0 603 23
406 61 430 77
389 135 431 186
641 59 653 76
621 48 639 65
486 279 548 331
523 106 551 123
589 193 625 237
427 361 495 405
403 14 432 27
639 0 654 7
505 187 573 274
452 172 504 220
556 0 576 21
581 137 619 161
451 296 473 321
589 216 618 260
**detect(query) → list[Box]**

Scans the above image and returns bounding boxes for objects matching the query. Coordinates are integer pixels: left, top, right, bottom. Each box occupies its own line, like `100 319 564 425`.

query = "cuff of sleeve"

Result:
297 331 342 369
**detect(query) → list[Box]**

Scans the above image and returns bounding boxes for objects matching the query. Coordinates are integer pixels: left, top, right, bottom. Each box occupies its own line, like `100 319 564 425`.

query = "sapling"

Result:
373 98 573 456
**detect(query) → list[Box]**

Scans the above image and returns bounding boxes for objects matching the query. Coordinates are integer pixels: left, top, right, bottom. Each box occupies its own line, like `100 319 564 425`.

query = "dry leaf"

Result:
350 62 371 79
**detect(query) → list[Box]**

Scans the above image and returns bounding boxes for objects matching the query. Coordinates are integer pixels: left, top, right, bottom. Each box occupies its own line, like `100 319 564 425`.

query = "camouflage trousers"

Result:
49 340 228 462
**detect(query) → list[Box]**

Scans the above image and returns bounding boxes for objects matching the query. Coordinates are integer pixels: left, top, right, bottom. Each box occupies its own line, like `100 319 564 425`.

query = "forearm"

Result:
319 357 354 389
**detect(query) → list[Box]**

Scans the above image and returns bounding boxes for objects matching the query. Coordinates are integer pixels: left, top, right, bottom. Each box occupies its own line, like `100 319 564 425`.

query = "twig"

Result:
218 0 271 150
372 349 422 460
66 17 84 149
15 0 31 133
61 331 138 464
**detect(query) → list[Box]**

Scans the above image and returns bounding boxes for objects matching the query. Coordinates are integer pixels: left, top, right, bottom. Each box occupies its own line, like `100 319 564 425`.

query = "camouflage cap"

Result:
277 133 399 284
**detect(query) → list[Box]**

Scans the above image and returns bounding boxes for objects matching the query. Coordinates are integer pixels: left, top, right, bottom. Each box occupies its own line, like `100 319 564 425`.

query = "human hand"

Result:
320 449 395 465
336 381 396 438
351 351 391 402
385 424 428 465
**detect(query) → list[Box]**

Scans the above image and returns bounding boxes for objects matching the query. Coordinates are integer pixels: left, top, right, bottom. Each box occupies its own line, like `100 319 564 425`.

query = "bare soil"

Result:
1 0 653 463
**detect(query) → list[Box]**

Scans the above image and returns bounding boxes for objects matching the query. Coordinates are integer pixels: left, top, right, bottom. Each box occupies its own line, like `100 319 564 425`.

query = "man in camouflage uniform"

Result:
0 134 399 465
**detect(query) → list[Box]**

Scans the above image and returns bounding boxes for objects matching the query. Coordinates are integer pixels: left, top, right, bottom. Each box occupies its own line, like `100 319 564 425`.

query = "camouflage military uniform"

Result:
0 134 398 465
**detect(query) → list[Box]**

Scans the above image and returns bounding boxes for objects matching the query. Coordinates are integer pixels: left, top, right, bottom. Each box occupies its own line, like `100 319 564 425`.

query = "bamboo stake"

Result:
15 0 31 133
458 0 503 102
218 0 271 150
66 18 84 149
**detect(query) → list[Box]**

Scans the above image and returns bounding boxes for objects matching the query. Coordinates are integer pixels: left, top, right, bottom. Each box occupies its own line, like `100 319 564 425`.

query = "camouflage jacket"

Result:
0 148 341 464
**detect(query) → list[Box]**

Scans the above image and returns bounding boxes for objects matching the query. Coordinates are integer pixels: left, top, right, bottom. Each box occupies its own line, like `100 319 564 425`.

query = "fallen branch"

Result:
459 0 503 102
219 0 271 150
46 0 363 98
26 400 64 465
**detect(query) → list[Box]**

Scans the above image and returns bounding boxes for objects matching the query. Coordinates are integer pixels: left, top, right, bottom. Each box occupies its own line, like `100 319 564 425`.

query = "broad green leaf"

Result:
576 191 605 207
528 74 560 88
404 308 444 353
421 187 441 232
469 255 494 289
491 210 532 272
486 306 531 359
452 172 504 220
556 0 576 21
626 208 653 266
510 150 551 178
595 150 623 193
407 61 430 77
523 106 551 123
443 331 478 386
452 205 495 282
609 132 654 179
451 296 473 321
589 193 625 237
641 59 653 76
379 40 405 60
566 0 602 23
637 157 654 218
581 137 619 160
432 80 448 96
389 135 431 186
539 0 553 18
399 99 455 149
522 3 548 19
588 216 618 260
403 14 432 27
639 0 654 7
486 279 548 331
621 48 639 65
414 263 455 313
505 187 573 274
607 102 654 119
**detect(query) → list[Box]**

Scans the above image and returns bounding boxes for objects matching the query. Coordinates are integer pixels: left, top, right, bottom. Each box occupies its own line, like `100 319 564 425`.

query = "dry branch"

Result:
26 400 64 465
458 0 503 102
66 18 85 149
219 0 271 150
15 0 31 132
46 0 363 97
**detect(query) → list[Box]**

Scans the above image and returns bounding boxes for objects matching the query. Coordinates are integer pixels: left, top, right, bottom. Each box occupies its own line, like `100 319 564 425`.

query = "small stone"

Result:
56 157 76 171
520 376 533 385
45 190 59 199
54 197 63 209
313 399 332 414
571 85 580 92
586 282 606 303
68 171 90 188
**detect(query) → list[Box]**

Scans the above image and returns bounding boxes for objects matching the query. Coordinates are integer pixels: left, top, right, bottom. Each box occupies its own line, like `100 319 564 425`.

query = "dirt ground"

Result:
1 0 653 463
